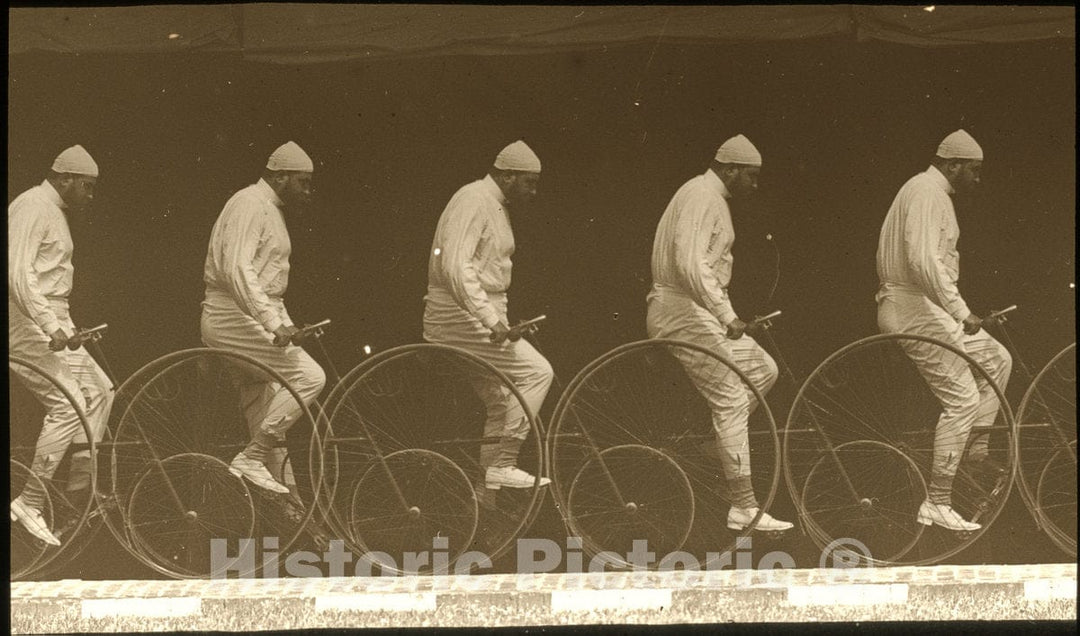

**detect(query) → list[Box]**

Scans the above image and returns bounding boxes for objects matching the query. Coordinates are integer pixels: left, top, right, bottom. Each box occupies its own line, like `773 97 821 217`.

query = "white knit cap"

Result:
714 134 762 167
493 140 542 172
936 129 983 160
266 141 314 172
51 145 99 177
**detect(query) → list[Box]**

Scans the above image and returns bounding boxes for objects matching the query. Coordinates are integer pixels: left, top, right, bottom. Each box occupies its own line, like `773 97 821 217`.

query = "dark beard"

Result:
282 196 311 213
505 196 530 213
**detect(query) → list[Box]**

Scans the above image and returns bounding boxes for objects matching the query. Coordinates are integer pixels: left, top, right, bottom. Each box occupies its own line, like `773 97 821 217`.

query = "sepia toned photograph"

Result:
8 3 1076 632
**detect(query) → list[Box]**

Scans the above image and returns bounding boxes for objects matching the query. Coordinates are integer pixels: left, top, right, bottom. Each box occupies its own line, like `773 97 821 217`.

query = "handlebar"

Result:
68 323 108 350
750 310 782 330
292 319 331 343
491 315 547 344
987 305 1017 322
751 310 786 323
511 314 547 335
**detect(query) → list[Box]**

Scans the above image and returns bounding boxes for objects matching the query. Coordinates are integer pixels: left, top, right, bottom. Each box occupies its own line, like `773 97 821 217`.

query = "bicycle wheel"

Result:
1016 343 1076 556
799 440 927 564
322 344 544 569
548 339 781 567
108 349 323 578
785 333 1016 566
348 449 478 574
127 453 256 577
9 356 99 579
98 363 171 543
565 444 694 568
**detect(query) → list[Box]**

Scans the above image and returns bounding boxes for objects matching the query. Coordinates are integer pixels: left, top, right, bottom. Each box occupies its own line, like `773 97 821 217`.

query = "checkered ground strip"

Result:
11 562 1076 618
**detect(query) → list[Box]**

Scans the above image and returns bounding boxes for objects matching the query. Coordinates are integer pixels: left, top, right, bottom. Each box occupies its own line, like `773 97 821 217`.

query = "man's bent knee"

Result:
760 353 779 393
995 344 1013 386
309 364 327 396
295 357 327 399
533 356 554 389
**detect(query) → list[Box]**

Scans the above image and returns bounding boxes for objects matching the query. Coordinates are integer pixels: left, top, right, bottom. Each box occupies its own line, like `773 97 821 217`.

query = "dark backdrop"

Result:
8 36 1075 406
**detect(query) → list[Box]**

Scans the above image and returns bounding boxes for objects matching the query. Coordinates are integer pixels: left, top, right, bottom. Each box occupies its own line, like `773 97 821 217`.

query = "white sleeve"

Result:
437 193 500 328
673 193 738 324
903 192 971 321
218 198 285 332
7 201 62 335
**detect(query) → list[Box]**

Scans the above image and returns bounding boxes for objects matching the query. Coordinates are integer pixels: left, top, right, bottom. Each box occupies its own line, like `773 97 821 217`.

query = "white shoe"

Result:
917 500 981 531
11 497 61 546
485 466 551 490
727 506 794 532
229 453 290 494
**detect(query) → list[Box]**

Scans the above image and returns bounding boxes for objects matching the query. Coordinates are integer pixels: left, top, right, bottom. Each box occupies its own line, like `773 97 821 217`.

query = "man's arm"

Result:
217 199 288 334
903 192 971 323
8 203 65 341
438 193 501 330
672 194 738 326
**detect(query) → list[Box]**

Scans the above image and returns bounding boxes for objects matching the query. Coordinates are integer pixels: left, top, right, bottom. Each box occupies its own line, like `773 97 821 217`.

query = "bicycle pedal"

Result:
53 521 80 541
83 505 108 523
306 525 333 552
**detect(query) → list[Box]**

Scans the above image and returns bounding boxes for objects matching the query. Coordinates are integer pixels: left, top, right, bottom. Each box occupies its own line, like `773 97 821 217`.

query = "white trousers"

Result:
9 301 114 484
423 288 553 447
646 291 778 480
200 299 326 474
877 292 1012 477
